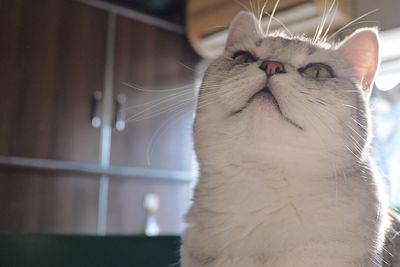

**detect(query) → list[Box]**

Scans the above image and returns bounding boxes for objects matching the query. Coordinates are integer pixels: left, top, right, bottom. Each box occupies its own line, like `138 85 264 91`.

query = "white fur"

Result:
182 12 388 267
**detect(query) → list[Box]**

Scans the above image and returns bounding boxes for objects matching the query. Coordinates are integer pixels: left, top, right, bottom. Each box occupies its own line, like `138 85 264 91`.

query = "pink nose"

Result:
259 60 285 77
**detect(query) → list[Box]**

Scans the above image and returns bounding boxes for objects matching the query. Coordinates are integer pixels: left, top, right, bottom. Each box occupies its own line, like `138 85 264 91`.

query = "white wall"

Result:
352 0 400 31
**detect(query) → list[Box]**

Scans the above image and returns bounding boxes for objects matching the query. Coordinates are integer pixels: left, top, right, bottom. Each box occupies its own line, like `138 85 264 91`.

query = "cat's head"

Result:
194 12 379 176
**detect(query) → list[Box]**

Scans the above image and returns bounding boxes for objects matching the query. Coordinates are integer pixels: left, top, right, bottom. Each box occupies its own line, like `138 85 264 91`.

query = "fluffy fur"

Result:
182 12 398 266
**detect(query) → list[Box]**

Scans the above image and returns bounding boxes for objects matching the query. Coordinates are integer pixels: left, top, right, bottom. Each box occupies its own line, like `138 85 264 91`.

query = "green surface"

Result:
0 235 181 267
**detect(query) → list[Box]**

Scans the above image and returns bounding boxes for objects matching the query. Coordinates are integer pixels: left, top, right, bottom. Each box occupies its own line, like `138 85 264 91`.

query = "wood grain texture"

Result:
0 0 105 233
106 177 192 234
0 0 107 164
107 16 199 234
110 16 199 171
0 168 99 233
0 0 198 234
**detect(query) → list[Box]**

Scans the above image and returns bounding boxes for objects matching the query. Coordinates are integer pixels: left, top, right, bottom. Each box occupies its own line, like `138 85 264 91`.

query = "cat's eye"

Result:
299 63 334 80
232 50 257 63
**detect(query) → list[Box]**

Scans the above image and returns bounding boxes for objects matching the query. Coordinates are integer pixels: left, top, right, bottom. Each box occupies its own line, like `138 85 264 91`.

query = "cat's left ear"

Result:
337 28 380 96
225 11 263 49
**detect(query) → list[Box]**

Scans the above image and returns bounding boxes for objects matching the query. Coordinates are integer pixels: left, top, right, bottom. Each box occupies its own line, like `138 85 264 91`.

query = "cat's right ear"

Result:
225 11 263 50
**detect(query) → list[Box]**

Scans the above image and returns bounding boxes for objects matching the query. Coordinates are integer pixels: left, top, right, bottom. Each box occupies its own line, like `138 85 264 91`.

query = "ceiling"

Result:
99 0 400 31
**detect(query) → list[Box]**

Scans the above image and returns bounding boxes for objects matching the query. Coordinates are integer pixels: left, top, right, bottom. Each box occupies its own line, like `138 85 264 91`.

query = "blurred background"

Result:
0 0 399 235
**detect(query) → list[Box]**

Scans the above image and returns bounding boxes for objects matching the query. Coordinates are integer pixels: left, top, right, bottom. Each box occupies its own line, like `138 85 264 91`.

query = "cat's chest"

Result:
189 174 309 258
196 168 337 216
186 166 379 266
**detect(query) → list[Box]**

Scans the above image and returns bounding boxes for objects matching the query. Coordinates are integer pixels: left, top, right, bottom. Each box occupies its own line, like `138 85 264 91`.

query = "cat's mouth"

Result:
231 86 279 114
248 86 280 107
231 86 303 130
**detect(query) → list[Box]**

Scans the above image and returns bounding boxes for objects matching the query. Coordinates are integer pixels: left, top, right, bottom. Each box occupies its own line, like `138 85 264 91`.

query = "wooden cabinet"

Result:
0 168 99 233
106 178 192 234
106 16 198 234
0 0 107 233
0 0 198 234
110 16 198 171
0 0 106 163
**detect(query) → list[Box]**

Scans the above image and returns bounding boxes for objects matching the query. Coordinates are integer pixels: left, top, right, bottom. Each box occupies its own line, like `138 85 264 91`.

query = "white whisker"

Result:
327 8 379 41
259 0 268 29
263 11 292 36
266 0 280 36
321 0 339 41
122 81 192 93
128 100 193 122
313 0 327 42
233 0 251 13
125 90 193 110
147 108 191 166
342 103 359 110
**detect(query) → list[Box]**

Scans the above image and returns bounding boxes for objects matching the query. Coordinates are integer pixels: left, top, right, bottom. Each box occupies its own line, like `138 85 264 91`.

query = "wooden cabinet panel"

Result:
0 0 107 163
0 1 198 234
110 16 199 171
106 178 192 234
0 168 99 233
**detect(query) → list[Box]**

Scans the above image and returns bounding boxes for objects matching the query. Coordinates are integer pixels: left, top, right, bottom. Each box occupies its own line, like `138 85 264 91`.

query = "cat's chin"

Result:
248 86 279 107
247 86 303 130
231 86 279 115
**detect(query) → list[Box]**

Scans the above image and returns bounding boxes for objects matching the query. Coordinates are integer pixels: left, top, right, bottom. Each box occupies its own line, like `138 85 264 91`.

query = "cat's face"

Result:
194 12 379 176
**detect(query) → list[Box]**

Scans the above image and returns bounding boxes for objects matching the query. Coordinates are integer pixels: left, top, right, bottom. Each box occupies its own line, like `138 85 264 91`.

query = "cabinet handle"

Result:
115 94 126 131
144 193 160 236
91 91 102 128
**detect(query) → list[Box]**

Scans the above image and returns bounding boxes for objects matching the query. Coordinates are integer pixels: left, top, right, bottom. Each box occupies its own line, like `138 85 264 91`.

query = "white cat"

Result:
181 11 400 267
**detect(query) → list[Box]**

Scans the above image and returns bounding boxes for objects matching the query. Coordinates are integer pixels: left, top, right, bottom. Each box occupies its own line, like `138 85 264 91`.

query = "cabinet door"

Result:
0 0 107 163
0 0 106 233
110 16 199 171
107 16 198 234
107 177 192 234
0 169 99 233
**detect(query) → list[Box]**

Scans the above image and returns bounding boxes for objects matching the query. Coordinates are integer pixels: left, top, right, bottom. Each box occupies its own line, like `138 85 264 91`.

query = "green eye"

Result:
232 50 257 63
299 63 334 80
